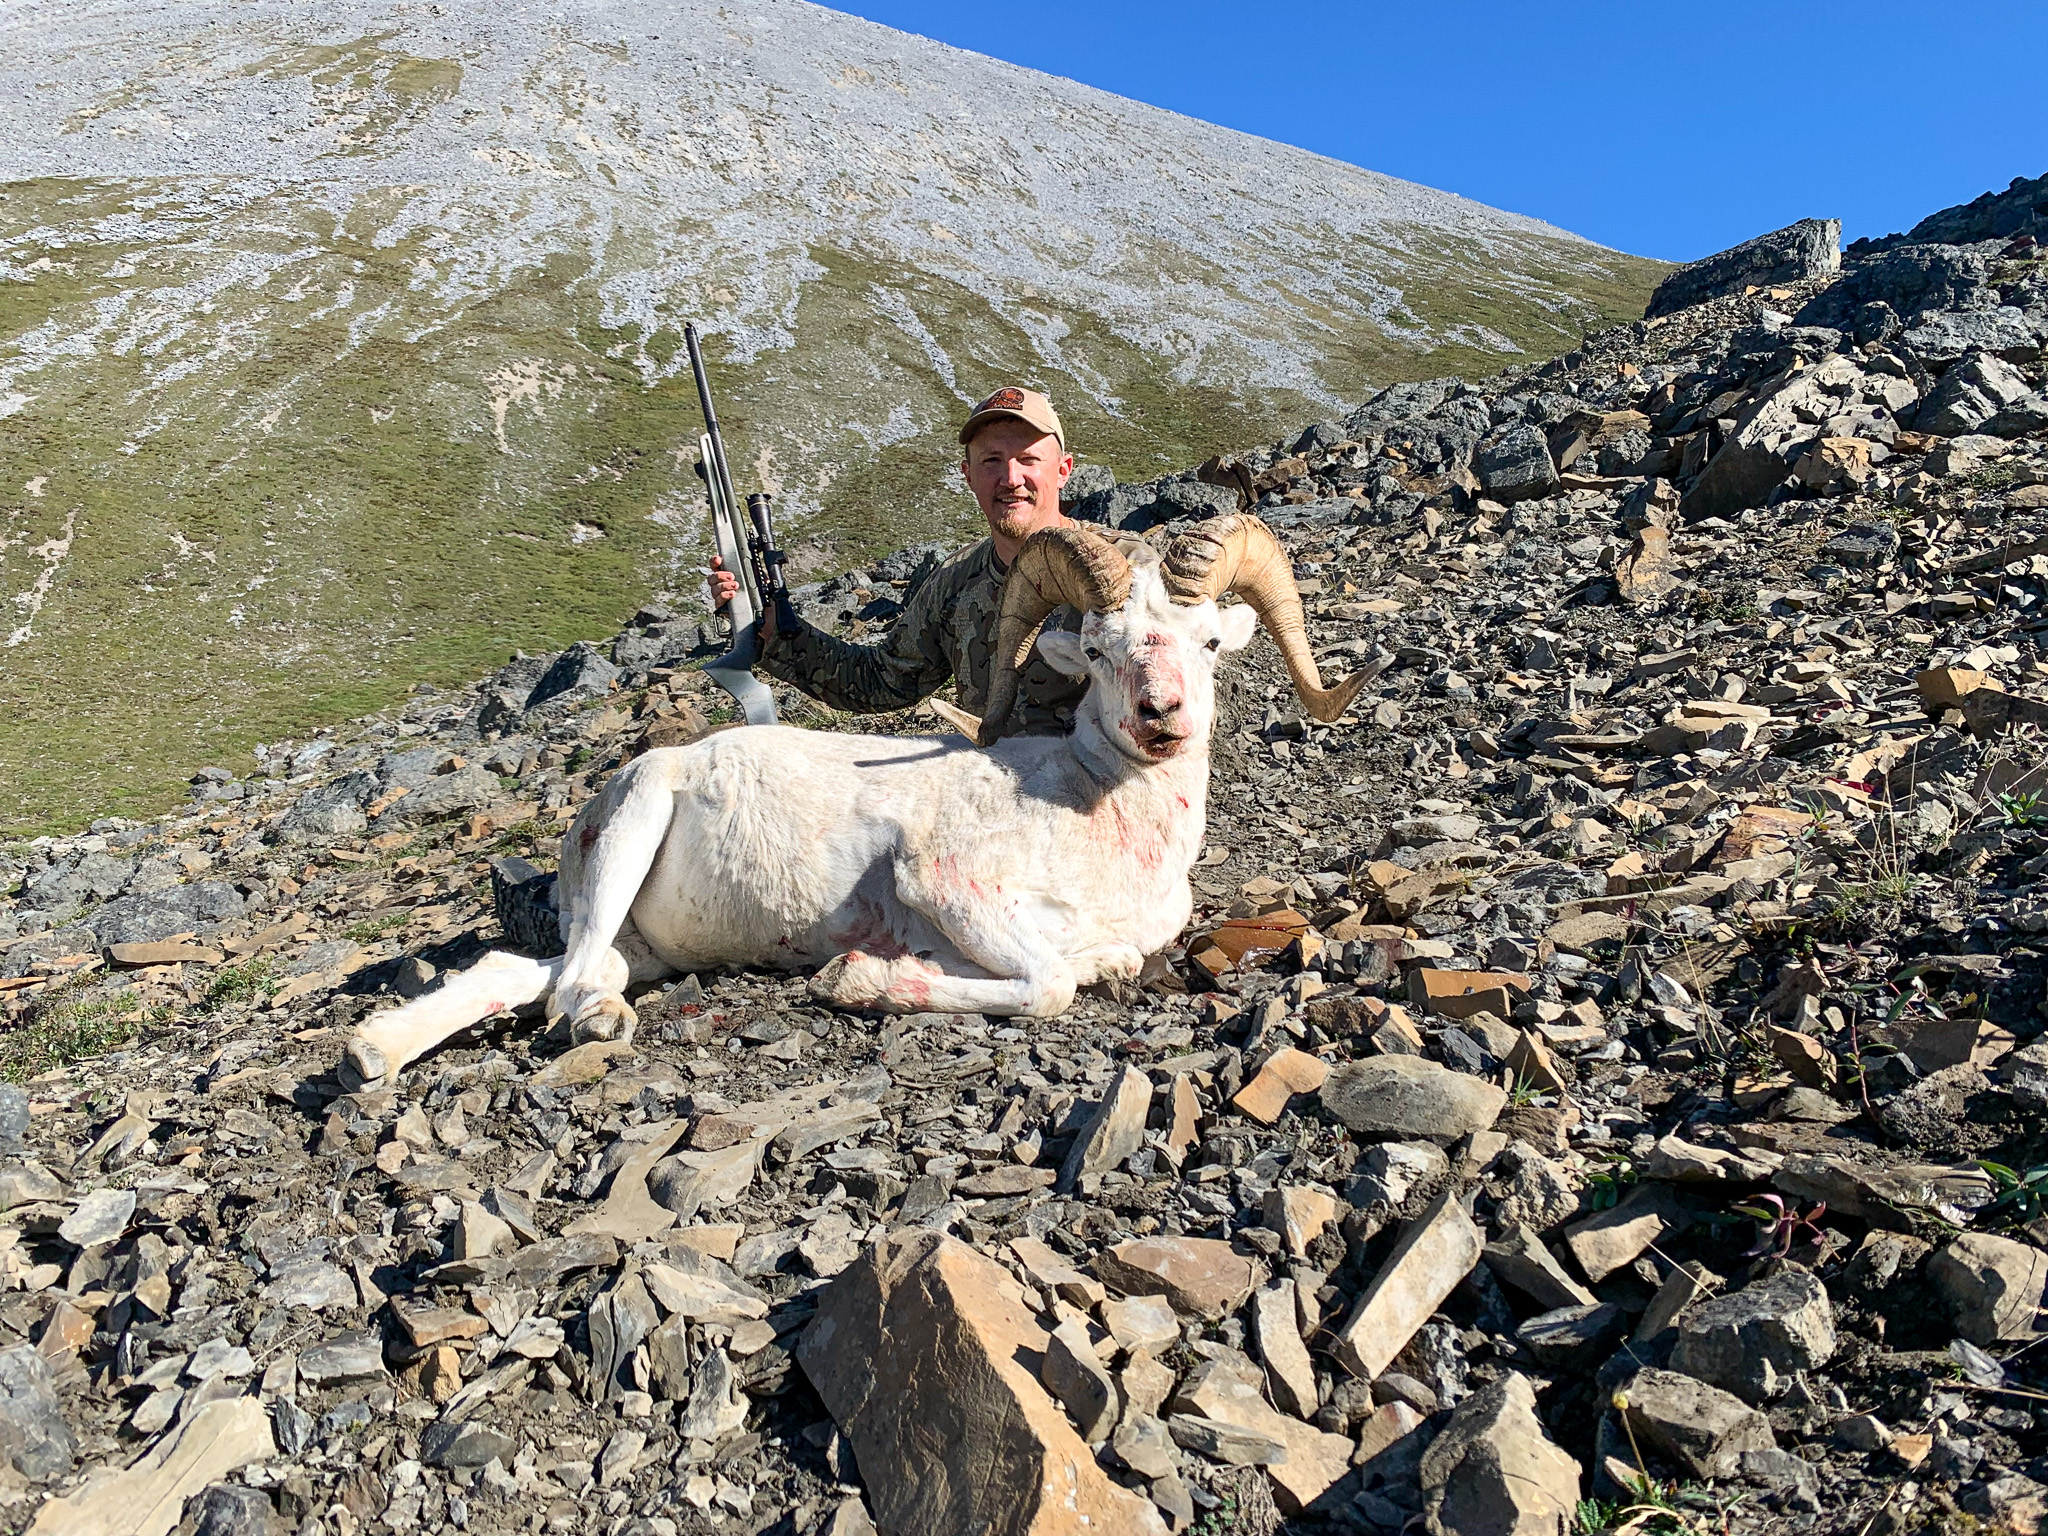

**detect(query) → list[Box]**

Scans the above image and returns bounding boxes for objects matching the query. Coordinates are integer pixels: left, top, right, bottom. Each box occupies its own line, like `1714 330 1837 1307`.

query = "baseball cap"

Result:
959 386 1064 449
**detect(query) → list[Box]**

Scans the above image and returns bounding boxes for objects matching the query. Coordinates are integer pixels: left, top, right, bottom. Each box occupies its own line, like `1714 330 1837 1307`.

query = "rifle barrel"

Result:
684 323 738 522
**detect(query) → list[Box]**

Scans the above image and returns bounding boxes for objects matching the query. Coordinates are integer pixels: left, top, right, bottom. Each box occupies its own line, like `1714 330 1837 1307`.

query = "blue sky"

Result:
828 0 2047 263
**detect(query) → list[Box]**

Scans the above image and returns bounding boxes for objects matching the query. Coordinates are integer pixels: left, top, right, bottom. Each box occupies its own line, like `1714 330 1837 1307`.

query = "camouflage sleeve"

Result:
757 566 960 715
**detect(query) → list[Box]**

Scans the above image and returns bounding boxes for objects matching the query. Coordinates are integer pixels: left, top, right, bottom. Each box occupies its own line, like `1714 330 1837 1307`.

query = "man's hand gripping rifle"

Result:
686 322 790 727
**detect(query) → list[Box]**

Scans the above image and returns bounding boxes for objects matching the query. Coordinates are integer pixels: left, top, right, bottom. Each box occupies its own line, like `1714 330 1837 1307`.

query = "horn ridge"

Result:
1164 513 1368 724
977 524 1132 746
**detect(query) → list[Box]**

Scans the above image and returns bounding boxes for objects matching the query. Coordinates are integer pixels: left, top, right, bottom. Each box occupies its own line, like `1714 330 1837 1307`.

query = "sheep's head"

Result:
969 516 1371 759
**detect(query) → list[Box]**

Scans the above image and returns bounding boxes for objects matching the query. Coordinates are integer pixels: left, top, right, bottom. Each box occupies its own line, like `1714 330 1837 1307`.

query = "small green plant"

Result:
1585 1150 1637 1211
1731 1193 1829 1258
0 992 141 1081
1978 1160 2048 1226
488 820 546 854
1506 1072 1551 1109
197 957 280 1014
1999 790 2048 830
343 911 410 945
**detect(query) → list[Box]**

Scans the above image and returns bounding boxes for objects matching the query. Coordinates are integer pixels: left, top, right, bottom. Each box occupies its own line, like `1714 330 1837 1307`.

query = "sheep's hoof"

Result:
338 1037 389 1093
569 996 637 1045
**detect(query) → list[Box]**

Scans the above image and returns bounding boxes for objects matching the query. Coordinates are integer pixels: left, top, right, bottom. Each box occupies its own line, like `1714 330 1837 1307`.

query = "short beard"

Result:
988 502 1042 541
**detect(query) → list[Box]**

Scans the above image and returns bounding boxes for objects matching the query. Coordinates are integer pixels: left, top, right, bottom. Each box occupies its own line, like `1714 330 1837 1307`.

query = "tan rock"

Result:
26 1396 273 1536
1101 1294 1180 1355
530 1038 639 1087
1119 1349 1176 1422
1419 1372 1579 1536
1616 525 1679 603
1334 1189 1483 1381
1172 1349 1353 1513
1232 1047 1328 1124
1354 1399 1426 1468
1918 666 1999 710
1095 1237 1256 1322
1408 967 1532 1021
797 1231 1166 1536
1928 1233 2048 1345
1164 1072 1202 1166
1263 1185 1340 1261
1562 1183 1689 1283
1251 1280 1317 1419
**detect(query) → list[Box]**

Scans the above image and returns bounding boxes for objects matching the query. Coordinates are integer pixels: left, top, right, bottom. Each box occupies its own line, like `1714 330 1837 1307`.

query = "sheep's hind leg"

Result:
809 859 1077 1017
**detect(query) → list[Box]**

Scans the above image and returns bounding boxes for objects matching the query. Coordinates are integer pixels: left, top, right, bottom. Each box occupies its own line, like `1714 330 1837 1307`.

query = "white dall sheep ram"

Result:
341 515 1365 1089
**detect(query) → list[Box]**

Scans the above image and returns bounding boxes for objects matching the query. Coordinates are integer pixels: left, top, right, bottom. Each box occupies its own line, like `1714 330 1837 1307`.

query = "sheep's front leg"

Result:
551 760 680 1042
1070 942 1145 986
809 857 1075 1017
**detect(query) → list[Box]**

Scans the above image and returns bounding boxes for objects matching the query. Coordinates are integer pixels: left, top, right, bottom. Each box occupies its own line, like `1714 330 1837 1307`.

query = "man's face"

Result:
961 420 1073 543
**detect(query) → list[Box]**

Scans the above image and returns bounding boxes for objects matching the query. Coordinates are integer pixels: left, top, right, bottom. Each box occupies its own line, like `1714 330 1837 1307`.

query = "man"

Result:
711 386 1130 739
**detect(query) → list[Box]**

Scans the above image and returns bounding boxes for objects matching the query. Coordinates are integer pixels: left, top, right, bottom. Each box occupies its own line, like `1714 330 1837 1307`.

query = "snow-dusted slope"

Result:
0 0 1662 832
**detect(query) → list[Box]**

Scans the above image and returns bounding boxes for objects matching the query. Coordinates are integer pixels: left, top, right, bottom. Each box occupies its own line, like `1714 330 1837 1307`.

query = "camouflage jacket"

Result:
759 529 1143 738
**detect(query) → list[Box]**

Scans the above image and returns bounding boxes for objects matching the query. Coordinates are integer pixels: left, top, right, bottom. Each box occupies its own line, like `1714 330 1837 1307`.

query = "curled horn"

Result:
1163 514 1369 723
977 525 1133 746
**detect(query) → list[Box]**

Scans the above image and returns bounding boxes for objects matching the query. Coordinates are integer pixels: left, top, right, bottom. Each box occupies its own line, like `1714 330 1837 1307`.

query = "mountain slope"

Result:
0 0 1665 834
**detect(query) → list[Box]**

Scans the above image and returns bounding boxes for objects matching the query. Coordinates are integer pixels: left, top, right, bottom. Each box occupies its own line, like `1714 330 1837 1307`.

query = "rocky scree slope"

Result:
0 0 1663 837
1 185 2047 1535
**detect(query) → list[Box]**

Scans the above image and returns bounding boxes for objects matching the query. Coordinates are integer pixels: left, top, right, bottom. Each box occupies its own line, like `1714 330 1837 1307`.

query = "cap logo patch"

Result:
983 387 1026 411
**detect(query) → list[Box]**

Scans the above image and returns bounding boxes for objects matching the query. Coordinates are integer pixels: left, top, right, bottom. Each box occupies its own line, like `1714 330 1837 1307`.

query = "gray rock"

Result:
1059 1065 1152 1192
1117 478 1240 533
0 1343 76 1481
1916 349 2048 436
377 745 450 789
1060 464 1116 507
1418 1371 1580 1536
422 1418 517 1468
1796 243 1991 328
1516 1302 1626 1368
525 641 618 713
187 1482 274 1536
263 1259 356 1311
86 881 246 945
1668 1268 1836 1402
1620 1367 1775 1479
275 771 378 843
59 1187 135 1247
1900 308 2047 367
1866 171 2048 250
1474 424 1560 503
1927 1233 2048 1345
372 761 503 827
2003 1042 2048 1112
297 1332 387 1386
1165 1413 1287 1466
0 1087 28 1155
1739 1447 1821 1508
1646 219 1840 319
1321 1057 1506 1144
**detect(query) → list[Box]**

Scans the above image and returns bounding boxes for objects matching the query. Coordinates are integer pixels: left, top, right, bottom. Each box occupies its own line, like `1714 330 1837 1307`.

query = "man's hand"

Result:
709 557 777 643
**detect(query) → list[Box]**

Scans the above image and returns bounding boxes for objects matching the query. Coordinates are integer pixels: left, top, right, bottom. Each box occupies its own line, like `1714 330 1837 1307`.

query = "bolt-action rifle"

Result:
685 322 789 726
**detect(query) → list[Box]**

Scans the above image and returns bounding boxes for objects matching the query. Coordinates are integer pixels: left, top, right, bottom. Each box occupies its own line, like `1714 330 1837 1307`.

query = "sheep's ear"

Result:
1035 631 1090 677
1218 603 1259 652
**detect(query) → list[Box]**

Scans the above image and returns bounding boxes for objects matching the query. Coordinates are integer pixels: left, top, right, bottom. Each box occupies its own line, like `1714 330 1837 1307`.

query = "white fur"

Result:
346 569 1255 1085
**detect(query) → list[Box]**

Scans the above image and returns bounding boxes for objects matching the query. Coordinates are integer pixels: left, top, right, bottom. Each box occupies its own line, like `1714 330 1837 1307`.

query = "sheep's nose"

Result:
1136 696 1180 721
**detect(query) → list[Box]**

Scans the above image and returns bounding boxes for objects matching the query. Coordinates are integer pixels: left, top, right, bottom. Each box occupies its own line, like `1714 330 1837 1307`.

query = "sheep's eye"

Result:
1084 646 1103 661
1206 637 1222 651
